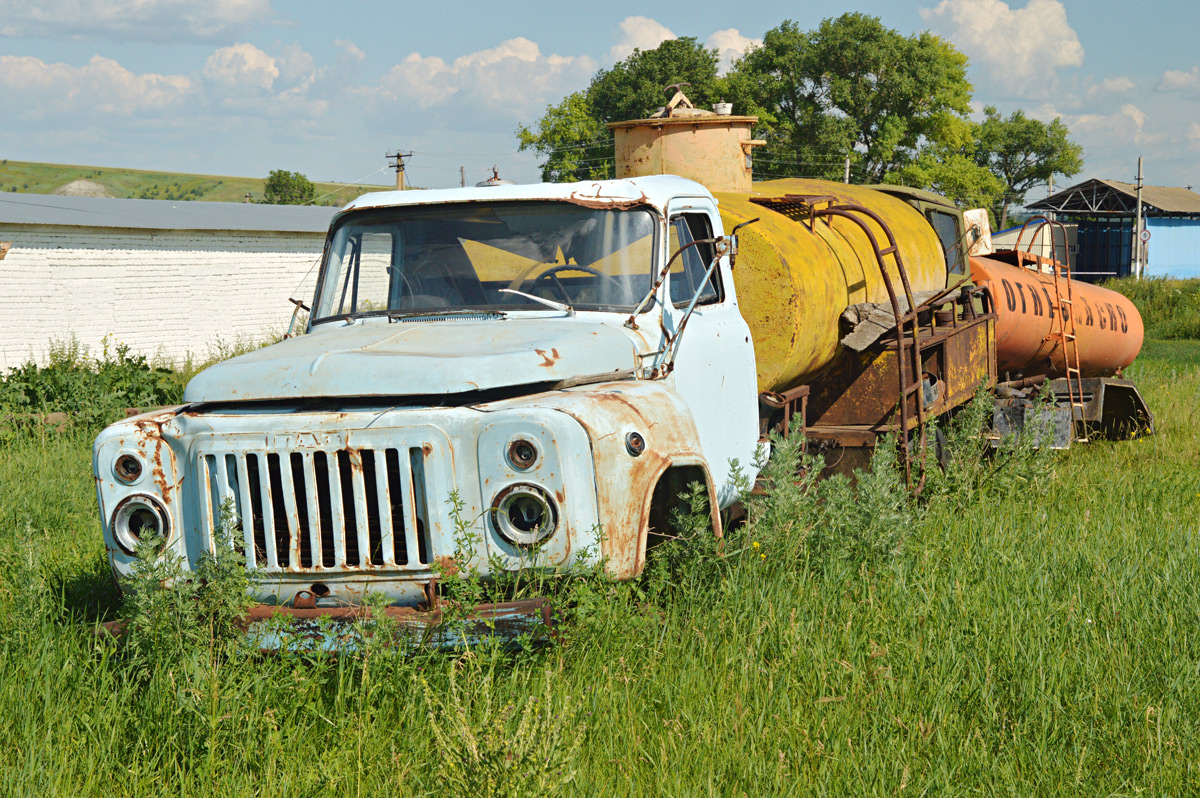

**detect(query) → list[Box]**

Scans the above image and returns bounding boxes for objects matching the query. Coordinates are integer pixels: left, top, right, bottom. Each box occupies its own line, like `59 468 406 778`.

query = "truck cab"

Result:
93 176 760 608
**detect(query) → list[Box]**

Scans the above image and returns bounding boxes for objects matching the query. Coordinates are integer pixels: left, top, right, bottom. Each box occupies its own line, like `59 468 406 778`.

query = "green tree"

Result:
518 38 725 182
261 169 315 205
888 152 1006 222
886 115 1005 217
729 14 972 182
516 93 611 183
974 106 1083 229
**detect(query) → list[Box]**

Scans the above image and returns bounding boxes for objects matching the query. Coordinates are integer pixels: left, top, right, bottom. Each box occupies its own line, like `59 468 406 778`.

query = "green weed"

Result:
1106 276 1200 339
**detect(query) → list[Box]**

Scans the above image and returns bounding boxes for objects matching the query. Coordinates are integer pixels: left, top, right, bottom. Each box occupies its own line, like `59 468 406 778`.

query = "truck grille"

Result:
197 446 433 572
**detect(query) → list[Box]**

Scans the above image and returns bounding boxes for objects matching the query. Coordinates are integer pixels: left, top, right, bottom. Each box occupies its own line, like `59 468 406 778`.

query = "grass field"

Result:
0 158 389 206
0 283 1198 795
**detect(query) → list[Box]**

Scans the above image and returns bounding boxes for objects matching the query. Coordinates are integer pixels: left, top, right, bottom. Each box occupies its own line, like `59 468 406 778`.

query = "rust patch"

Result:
566 188 651 210
535 348 560 367
437 555 460 577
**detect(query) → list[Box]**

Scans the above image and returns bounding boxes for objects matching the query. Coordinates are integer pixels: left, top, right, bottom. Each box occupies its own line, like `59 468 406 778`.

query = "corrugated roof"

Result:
0 193 336 232
1029 178 1200 216
1100 179 1200 214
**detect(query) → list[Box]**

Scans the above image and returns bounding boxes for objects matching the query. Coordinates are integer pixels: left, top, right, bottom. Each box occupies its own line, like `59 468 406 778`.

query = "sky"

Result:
2 0 1199 203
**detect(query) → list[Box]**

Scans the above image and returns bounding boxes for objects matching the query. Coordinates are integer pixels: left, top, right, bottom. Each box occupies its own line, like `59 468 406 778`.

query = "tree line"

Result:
517 13 1083 229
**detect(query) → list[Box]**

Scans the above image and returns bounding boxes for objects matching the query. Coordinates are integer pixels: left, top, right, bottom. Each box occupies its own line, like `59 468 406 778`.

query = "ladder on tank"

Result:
750 193 929 491
1014 216 1088 442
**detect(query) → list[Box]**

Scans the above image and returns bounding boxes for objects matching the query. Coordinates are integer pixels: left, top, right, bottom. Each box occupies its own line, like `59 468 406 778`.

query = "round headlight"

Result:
114 454 143 483
111 494 171 555
507 438 539 470
491 484 558 547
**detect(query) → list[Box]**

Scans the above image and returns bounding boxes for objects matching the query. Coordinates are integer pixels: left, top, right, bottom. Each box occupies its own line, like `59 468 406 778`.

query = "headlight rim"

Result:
506 437 540 471
110 493 171 555
113 453 145 484
490 483 558 547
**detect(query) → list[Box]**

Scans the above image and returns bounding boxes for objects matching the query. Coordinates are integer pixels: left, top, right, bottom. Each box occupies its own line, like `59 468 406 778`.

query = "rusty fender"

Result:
483 379 720 580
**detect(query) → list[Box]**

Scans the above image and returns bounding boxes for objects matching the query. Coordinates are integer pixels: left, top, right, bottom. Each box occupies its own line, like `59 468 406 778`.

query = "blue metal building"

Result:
1027 179 1200 280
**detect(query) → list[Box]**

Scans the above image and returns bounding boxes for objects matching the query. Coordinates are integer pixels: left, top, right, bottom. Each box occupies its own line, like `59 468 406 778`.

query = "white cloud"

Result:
606 16 676 64
1068 103 1159 146
377 38 596 114
203 43 279 92
275 43 316 86
0 54 191 117
920 0 1084 96
334 39 366 64
1088 76 1135 97
0 0 272 42
706 28 761 74
1158 66 1200 92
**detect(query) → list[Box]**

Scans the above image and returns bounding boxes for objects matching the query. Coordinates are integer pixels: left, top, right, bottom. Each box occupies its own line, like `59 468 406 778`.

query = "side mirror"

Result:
963 208 993 256
727 217 760 268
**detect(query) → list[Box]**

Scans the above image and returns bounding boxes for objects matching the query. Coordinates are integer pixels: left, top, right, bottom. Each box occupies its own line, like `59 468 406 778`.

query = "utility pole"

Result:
1134 156 1144 279
386 149 412 190
844 156 851 184
460 166 466 188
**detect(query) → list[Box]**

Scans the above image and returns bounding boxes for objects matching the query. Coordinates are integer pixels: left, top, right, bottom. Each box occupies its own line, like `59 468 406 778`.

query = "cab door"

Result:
660 196 760 505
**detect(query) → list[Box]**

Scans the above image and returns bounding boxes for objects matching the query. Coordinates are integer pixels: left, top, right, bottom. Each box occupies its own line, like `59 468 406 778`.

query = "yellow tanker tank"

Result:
715 179 949 394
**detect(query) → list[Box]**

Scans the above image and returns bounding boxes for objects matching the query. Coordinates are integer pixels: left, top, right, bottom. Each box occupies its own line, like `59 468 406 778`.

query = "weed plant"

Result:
0 334 275 438
1107 276 1200 339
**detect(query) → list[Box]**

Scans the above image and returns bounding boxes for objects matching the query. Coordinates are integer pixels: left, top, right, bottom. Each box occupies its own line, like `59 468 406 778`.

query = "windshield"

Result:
312 201 658 323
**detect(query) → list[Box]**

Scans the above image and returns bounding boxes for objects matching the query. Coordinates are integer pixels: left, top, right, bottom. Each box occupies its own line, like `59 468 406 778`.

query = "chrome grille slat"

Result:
234 454 258 569
396 448 421 565
256 453 279 570
348 451 372 566
375 450 396 566
301 452 323 569
197 454 215 554
325 451 348 567
278 454 303 569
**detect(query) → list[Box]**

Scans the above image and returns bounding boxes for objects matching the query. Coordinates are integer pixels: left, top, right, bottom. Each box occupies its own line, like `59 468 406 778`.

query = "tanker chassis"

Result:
92 100 1152 623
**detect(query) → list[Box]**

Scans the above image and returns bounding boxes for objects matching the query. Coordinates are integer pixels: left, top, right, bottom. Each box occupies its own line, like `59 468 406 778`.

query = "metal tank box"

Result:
608 91 764 193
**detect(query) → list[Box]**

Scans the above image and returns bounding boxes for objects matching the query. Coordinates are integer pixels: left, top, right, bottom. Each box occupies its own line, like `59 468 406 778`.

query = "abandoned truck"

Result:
93 96 1151 616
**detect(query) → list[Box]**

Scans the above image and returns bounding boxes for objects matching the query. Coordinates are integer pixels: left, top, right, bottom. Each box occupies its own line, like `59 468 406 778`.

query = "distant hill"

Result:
0 159 391 207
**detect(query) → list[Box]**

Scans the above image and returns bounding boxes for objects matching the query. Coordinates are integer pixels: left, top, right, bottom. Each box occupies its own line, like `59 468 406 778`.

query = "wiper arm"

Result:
499 288 575 316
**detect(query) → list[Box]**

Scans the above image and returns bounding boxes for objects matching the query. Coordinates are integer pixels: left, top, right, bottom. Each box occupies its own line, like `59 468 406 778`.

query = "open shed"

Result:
0 194 336 370
1028 179 1200 280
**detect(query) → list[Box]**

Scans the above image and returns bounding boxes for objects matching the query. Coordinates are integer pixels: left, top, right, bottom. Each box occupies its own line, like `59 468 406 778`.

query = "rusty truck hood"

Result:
182 317 640 403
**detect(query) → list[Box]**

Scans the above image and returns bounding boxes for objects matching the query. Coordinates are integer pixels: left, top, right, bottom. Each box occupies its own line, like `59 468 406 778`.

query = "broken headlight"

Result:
491 484 557 546
111 494 171 554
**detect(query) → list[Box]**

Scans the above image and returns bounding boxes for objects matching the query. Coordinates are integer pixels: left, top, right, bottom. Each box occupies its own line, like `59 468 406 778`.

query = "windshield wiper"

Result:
499 288 575 316
386 309 506 322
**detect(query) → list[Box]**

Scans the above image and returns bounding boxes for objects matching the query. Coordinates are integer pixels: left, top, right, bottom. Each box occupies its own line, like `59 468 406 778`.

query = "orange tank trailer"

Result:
969 253 1144 379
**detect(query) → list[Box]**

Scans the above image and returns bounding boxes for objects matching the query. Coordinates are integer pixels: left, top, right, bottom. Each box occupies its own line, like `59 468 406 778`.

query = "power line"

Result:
304 164 391 206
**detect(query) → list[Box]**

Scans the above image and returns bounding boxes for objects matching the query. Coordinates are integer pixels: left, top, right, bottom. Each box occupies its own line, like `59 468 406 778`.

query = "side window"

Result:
927 210 964 274
668 214 722 306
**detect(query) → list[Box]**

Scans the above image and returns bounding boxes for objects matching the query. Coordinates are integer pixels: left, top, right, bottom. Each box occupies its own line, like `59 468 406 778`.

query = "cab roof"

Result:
338 174 710 219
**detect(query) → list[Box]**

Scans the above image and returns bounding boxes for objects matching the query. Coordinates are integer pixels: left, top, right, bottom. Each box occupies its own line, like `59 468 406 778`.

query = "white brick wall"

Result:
0 225 326 370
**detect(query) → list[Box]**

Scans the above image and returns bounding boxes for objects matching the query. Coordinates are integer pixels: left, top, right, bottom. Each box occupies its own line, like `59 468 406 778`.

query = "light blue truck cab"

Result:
93 176 760 609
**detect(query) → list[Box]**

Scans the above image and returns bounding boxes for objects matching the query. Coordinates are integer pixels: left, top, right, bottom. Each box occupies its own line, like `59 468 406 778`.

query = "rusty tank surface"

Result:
715 179 951 393
970 252 1144 378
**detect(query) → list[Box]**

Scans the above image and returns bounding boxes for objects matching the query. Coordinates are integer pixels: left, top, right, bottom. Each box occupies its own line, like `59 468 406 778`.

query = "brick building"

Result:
0 194 336 370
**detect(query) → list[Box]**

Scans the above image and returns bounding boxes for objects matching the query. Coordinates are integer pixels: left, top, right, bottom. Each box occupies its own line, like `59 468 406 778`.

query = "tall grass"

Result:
0 335 275 437
1105 276 1200 339
0 337 1197 794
